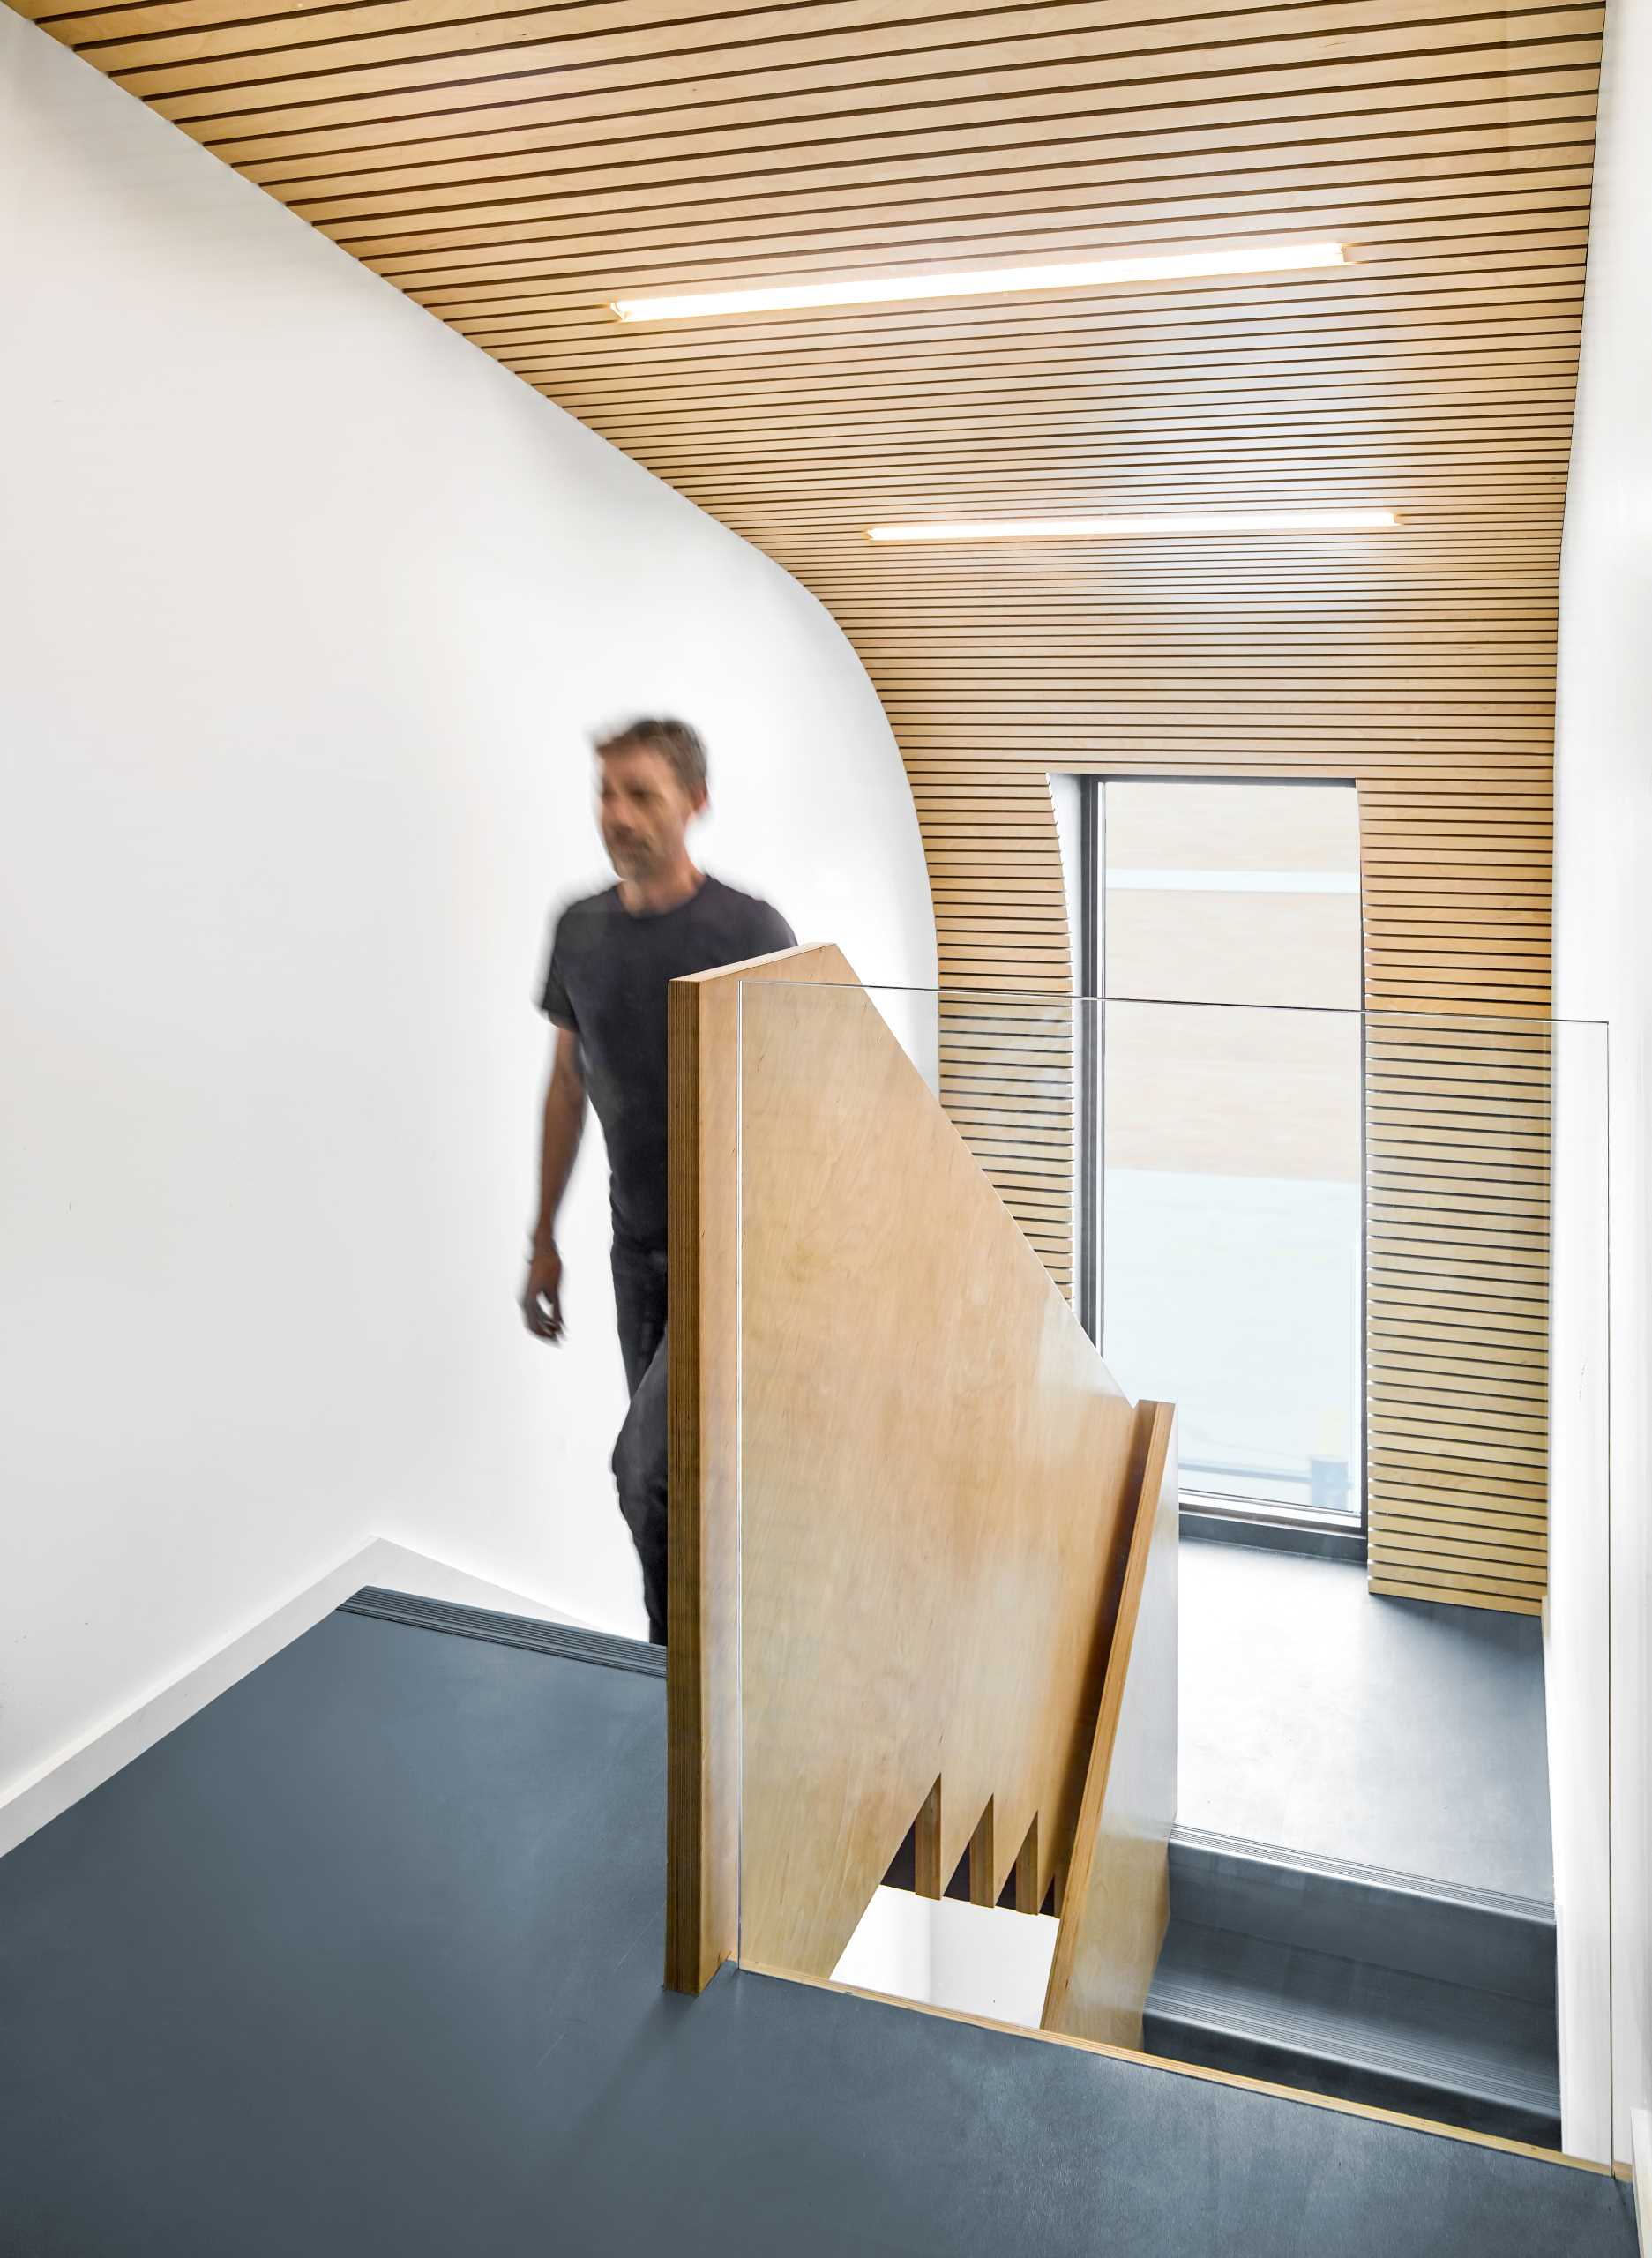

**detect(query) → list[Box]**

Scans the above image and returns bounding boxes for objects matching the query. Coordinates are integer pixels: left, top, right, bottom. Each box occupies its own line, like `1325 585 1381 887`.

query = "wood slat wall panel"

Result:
26 0 1600 1610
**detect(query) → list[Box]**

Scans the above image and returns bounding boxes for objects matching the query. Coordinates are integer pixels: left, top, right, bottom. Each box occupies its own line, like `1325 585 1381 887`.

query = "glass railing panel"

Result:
1100 997 1363 1526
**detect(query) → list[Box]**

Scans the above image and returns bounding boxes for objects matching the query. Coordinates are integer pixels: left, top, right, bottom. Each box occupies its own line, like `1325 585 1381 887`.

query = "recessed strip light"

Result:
611 241 1346 322
866 511 1399 542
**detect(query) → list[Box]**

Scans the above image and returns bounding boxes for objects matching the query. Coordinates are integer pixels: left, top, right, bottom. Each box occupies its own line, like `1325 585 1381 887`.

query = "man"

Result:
521 718 796 1643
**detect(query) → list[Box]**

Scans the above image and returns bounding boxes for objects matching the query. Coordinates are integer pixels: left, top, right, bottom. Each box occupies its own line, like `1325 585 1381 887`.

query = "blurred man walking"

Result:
522 719 795 1642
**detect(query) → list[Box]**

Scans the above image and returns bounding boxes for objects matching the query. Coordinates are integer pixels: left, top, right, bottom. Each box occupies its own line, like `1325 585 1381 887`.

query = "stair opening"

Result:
832 1887 1060 2032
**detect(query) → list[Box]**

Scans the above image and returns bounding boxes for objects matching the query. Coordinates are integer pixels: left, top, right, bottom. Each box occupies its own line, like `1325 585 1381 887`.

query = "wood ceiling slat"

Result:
505 338 1584 393
569 394 1583 445
396 220 1593 308
132 26 1601 148
628 435 1578 476
422 259 1588 327
523 371 1574 409
218 67 1599 176
98 5 1603 109
306 144 1596 249
69 0 1596 78
474 258 1588 323
267 98 1594 212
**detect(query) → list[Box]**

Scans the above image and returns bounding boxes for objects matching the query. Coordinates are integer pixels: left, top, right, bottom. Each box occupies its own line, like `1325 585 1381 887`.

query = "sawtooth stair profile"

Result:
663 940 1179 2051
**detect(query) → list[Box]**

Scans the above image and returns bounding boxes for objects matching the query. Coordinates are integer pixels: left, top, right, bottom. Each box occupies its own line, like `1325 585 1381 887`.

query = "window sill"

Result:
1179 1503 1367 1565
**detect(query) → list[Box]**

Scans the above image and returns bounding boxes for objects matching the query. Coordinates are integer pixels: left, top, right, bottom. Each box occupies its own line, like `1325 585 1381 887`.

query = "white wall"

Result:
1544 1027 1613 2161
832 1886 1058 2028
0 15 935 1821
1552 0 1652 2167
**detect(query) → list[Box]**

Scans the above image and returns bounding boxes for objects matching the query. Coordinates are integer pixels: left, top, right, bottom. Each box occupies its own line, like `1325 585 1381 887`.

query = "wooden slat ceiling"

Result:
23 0 1602 1610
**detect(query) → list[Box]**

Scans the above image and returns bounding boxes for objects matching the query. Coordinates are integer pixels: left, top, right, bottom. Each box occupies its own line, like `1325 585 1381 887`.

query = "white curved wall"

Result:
0 14 935 1820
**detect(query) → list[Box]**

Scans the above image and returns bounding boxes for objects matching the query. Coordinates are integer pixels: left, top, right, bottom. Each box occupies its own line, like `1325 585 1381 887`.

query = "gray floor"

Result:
1 1605 1626 2258
1179 1543 1553 1898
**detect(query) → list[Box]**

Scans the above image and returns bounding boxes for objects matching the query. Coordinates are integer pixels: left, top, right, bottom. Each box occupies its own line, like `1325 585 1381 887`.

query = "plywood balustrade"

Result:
24 0 1597 1611
667 943 1177 1992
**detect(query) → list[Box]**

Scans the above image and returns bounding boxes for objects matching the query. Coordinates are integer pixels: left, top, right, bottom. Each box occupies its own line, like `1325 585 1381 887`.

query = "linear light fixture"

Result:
866 510 1399 542
611 241 1346 322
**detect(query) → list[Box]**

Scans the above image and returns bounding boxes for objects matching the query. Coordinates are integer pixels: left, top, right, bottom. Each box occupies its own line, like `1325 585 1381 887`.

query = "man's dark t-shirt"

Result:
539 875 796 1252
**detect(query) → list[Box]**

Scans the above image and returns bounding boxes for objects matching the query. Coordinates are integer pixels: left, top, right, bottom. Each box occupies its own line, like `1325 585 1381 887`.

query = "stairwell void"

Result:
664 942 1612 2163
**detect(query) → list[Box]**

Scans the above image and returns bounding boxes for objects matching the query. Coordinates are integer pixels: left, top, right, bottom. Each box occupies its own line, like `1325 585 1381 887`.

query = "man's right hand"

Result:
522 1243 564 1342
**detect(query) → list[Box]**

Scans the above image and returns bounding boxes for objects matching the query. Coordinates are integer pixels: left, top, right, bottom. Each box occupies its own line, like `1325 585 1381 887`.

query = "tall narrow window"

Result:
1071 779 1364 1531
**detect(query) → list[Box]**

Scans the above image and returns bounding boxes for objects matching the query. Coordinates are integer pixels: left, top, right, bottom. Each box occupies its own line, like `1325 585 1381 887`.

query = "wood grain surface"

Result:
729 959 1158 1980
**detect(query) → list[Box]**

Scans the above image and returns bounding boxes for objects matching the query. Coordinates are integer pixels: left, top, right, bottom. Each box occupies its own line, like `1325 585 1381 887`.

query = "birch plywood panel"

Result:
734 967 1147 1980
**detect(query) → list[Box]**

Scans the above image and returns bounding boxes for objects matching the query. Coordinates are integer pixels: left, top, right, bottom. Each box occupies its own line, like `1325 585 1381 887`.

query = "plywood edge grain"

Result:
1042 1399 1179 2050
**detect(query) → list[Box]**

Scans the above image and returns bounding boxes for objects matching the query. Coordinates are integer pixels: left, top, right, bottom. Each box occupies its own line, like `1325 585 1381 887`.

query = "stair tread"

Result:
1170 1824 1555 1925
1147 1918 1559 2112
1165 1828 1558 2008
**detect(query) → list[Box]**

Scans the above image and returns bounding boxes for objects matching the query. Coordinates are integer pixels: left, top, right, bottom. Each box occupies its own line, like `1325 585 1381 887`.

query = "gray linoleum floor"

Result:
0 1606 1629 2258
1178 1542 1553 1900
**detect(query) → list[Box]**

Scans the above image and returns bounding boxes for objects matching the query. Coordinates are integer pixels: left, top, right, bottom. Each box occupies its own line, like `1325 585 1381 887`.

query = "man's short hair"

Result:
594 716 708 798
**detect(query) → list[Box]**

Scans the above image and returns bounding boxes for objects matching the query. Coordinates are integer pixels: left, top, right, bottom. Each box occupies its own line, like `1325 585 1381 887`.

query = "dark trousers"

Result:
610 1233 669 1645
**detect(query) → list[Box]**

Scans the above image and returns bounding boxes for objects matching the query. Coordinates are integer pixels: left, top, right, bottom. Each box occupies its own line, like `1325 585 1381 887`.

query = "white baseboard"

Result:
0 1538 598 1860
